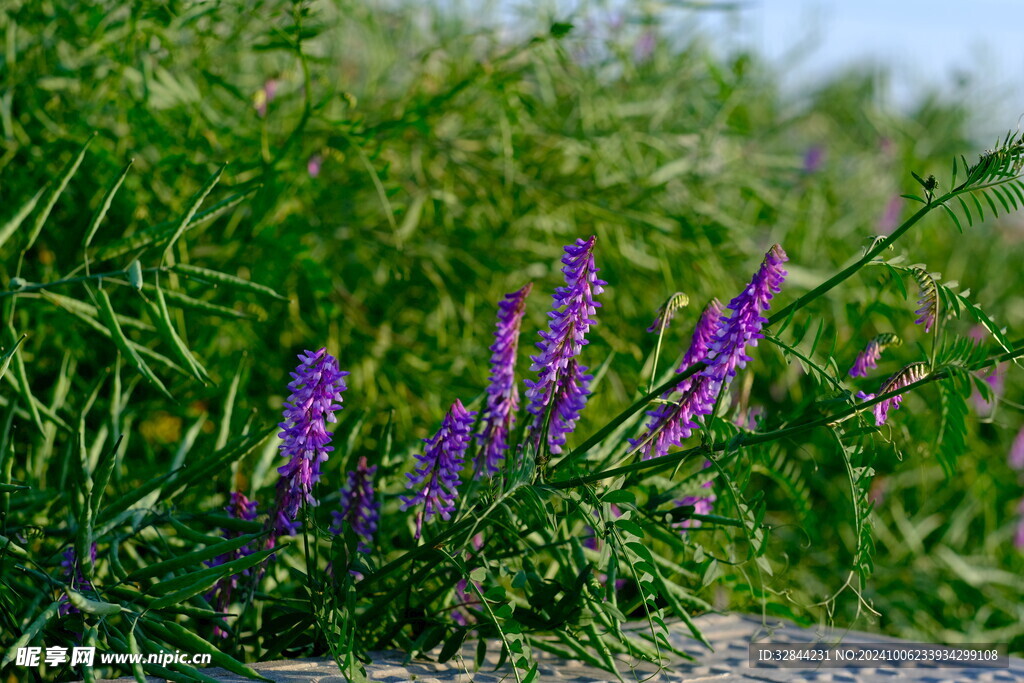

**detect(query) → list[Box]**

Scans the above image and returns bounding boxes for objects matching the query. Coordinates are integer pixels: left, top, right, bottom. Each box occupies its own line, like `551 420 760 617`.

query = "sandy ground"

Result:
94 613 1024 682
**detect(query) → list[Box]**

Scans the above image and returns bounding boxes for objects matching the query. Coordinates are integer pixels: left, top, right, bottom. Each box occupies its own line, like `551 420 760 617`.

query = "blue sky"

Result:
693 0 1024 138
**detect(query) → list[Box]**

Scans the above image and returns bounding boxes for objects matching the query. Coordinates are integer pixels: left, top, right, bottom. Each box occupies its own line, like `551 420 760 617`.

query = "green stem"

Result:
548 340 1024 490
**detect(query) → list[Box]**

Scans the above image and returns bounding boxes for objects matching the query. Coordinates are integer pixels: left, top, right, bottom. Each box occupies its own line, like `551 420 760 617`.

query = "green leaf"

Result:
0 600 63 667
142 618 273 681
149 547 275 608
173 263 289 301
0 187 44 252
600 489 635 506
163 164 225 263
83 159 133 250
24 134 95 253
127 532 263 582
94 287 172 399
0 334 24 384
67 589 122 616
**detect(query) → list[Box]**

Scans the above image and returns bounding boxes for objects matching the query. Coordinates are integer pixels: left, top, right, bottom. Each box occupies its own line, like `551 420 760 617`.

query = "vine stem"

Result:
547 340 1024 489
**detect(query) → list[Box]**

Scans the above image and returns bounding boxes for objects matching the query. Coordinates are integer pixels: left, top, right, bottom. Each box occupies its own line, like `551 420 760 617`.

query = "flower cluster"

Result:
476 283 532 478
59 544 97 617
849 333 901 378
525 236 606 454
401 400 476 539
206 492 259 637
331 456 380 554
632 246 787 460
271 348 348 542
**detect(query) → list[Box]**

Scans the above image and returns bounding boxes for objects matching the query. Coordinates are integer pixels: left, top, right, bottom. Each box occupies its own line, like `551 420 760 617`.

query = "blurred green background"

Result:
2 0 1023 653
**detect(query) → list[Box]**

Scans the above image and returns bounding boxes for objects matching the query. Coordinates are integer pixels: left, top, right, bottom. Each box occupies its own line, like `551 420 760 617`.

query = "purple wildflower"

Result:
525 236 606 454
307 154 324 178
1015 498 1024 551
865 362 928 426
271 348 348 541
630 299 721 460
675 460 716 533
803 146 826 174
631 246 788 460
476 284 533 478
451 578 480 625
331 456 380 553
1010 426 1024 471
878 196 902 234
849 333 901 378
633 30 656 63
704 245 788 383
207 492 259 637
254 78 278 118
59 544 98 617
401 400 476 540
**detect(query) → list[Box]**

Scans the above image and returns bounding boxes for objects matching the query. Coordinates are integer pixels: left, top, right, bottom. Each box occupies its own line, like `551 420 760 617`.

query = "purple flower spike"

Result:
525 236 606 454
272 348 349 540
632 300 723 459
869 362 928 426
703 245 788 383
332 456 380 553
207 492 259 637
1009 426 1024 471
401 400 476 540
849 333 901 378
631 246 787 460
476 284 533 478
675 299 724 379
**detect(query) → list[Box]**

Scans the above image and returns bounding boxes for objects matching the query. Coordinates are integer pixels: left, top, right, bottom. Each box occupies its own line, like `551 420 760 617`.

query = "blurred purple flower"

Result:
331 456 380 554
207 492 259 637
307 154 323 178
1010 426 1024 471
525 236 606 454
401 399 476 539
254 78 279 118
674 460 716 533
633 30 656 63
1016 498 1024 551
868 477 887 506
878 196 902 234
476 284 532 478
59 544 98 617
803 146 826 173
271 349 349 542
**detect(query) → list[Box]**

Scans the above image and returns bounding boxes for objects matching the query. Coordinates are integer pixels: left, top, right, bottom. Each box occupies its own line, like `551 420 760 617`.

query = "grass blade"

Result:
162 164 225 264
